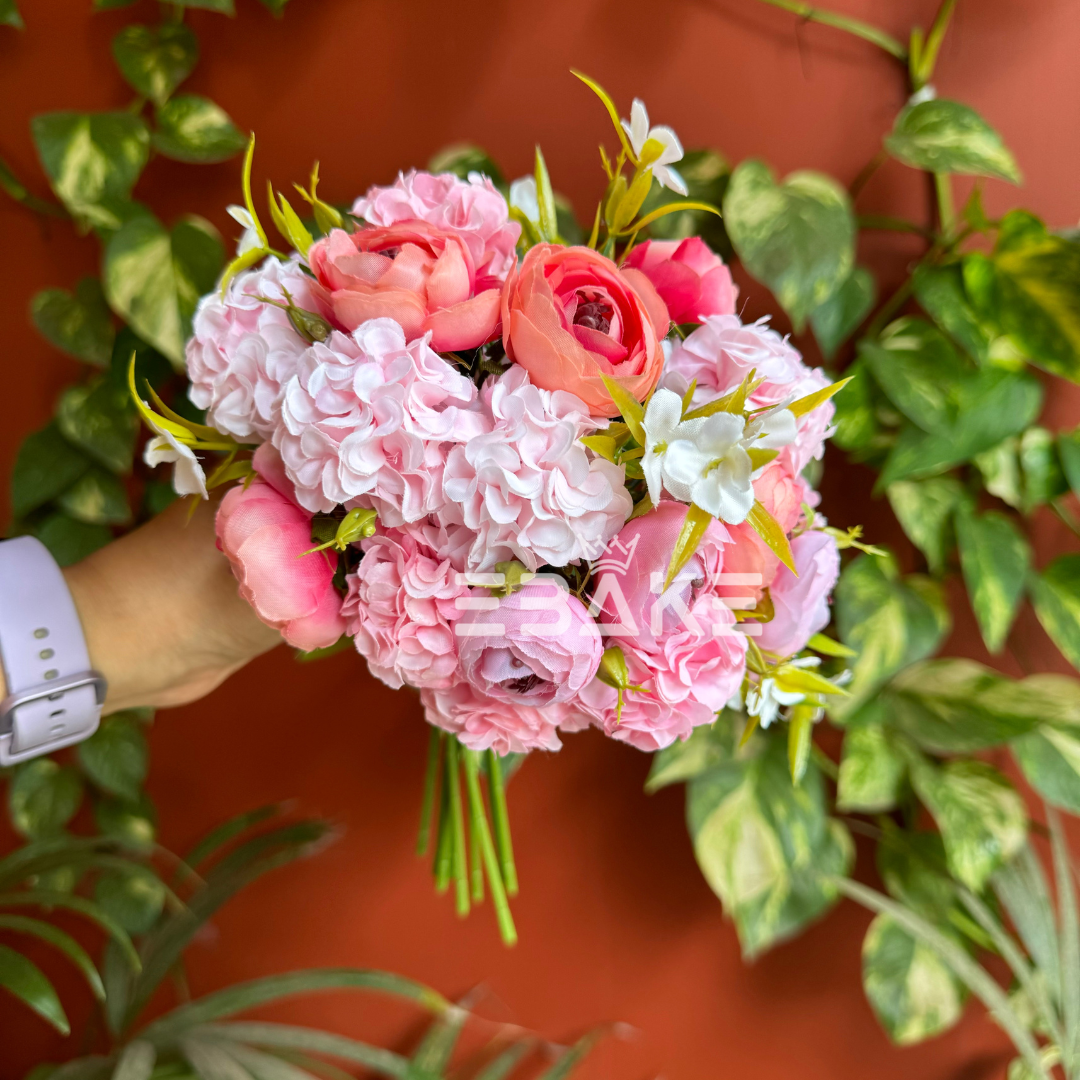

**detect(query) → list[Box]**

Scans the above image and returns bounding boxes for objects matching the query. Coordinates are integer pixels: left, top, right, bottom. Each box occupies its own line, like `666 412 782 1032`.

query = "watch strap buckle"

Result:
0 672 106 766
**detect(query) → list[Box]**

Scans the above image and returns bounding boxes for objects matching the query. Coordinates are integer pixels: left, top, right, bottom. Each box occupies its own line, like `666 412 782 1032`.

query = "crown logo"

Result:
590 533 641 576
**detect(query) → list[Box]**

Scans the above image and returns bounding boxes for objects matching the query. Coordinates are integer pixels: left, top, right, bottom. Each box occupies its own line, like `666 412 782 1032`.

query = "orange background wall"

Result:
2 2 1079 1078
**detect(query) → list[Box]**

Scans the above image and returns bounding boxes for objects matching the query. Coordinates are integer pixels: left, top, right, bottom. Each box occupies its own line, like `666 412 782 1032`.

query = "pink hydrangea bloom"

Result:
341 528 469 690
352 170 520 287
667 314 835 473
571 595 746 752
455 577 602 707
421 680 571 755
442 365 633 571
590 499 731 650
216 471 346 652
273 318 488 523
622 237 737 325
756 530 840 658
187 257 332 442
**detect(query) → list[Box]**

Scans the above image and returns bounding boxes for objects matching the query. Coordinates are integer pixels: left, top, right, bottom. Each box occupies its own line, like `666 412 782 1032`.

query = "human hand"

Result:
46 496 282 713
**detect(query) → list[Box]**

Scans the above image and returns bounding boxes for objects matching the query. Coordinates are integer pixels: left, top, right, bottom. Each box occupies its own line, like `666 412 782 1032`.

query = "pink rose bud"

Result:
622 237 737 325
456 577 602 707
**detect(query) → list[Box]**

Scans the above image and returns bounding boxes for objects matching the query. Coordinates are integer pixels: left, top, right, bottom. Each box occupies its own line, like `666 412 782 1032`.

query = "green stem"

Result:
849 149 888 200
486 751 518 897
912 0 958 87
857 213 935 241
445 738 470 917
469 798 484 904
1052 499 1080 540
0 155 67 218
433 745 452 893
934 172 955 235
463 750 518 947
416 728 441 856
750 0 907 61
810 743 839 782
865 276 915 340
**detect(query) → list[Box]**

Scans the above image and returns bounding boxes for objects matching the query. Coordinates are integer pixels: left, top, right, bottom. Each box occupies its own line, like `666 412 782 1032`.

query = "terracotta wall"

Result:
1 1 1079 1077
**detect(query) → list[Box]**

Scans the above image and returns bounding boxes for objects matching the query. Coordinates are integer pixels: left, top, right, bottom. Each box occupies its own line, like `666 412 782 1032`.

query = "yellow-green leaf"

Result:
534 145 558 243
570 70 636 163
620 199 721 236
807 632 857 658
664 503 713 591
788 376 853 418
579 434 617 462
267 183 312 256
600 373 645 445
747 500 796 574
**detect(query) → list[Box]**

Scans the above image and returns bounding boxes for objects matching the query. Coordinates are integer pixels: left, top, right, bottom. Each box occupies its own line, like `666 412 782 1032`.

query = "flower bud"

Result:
594 645 646 724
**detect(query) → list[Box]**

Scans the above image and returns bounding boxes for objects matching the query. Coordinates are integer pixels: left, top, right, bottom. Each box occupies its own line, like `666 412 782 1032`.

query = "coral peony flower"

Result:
274 318 487 523
421 680 571 755
308 222 501 352
590 499 731 650
216 475 346 651
455 577 603 708
667 314 834 473
442 365 632 571
341 528 469 690
352 170 520 287
622 238 737 325
570 595 746 752
187 256 333 442
501 243 669 418
756 530 840 658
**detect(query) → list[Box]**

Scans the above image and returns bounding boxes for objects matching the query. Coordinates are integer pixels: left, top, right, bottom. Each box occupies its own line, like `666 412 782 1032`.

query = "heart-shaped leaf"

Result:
1 0 23 29
885 99 1021 183
56 466 132 526
809 266 876 360
152 94 246 164
31 111 149 228
112 23 199 106
10 424 90 518
56 376 139 473
31 278 114 366
723 159 855 330
1030 554 1080 672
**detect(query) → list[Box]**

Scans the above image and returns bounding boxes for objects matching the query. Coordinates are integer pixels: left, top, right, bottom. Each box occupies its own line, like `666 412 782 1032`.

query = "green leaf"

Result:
30 112 149 229
1 0 24 28
955 505 1030 653
879 368 1043 486
1029 555 1080 671
175 0 235 11
104 211 224 368
1013 724 1080 815
886 476 963 575
975 437 1024 509
836 725 904 812
746 500 795 574
57 376 138 473
152 95 246 164
832 554 950 721
876 827 956 922
884 99 1021 183
111 1042 156 1080
913 263 991 364
8 761 83 839
31 279 114 366
95 791 157 849
94 870 165 935
10 423 89 518
860 318 971 435
809 266 875 359
1018 426 1068 512
426 144 505 187
256 0 291 14
862 912 966 1044
909 758 1027 891
687 739 853 958
56 467 131 526
32 512 112 567
723 159 855 330
645 716 737 793
0 944 68 1034
829 358 886 458
141 970 446 1045
112 23 199 107
1058 427 1080 497
993 845 1061 997
965 212 1080 382
77 713 148 800
884 659 1048 753
664 503 714 590
0 915 104 1000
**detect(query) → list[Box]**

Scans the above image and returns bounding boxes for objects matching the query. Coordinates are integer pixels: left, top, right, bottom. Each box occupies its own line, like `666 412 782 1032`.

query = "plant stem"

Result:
463 750 518 947
486 751 519 896
434 746 453 893
416 728 441 856
864 275 915 340
0 155 66 218
934 172 955 234
849 149 888 200
445 738 470 917
751 0 907 61
857 214 935 241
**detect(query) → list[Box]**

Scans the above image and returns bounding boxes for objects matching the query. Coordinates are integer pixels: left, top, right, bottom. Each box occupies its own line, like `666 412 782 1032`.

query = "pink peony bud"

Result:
622 237 737 325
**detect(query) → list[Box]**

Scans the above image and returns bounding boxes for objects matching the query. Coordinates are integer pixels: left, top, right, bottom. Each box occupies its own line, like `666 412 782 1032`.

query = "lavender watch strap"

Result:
0 536 105 765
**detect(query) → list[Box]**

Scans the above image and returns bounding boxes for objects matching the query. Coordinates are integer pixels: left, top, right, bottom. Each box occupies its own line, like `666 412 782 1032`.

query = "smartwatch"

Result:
0 536 106 766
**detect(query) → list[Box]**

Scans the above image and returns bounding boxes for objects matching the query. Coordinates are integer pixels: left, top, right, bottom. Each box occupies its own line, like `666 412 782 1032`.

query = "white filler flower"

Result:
144 427 208 500
621 99 688 196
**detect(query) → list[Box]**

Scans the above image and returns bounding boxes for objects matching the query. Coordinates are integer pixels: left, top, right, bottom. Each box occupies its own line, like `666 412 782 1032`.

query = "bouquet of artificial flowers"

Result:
134 74 851 944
